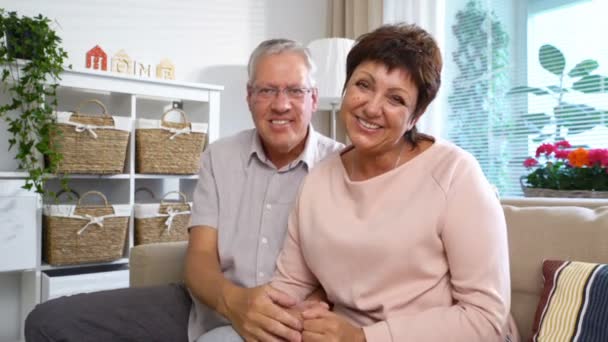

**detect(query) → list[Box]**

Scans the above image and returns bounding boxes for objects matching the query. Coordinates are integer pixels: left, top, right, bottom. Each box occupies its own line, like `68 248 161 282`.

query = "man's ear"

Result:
246 84 253 100
311 87 319 112
246 84 255 112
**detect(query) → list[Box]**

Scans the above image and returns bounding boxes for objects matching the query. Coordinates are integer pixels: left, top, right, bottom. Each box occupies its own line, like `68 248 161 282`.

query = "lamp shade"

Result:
307 38 355 105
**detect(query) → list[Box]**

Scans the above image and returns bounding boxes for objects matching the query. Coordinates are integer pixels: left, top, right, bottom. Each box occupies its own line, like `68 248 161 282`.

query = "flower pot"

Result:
521 187 608 199
520 176 608 198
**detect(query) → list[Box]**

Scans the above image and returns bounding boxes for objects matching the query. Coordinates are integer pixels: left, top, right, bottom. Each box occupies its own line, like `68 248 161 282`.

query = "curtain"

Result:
328 0 384 39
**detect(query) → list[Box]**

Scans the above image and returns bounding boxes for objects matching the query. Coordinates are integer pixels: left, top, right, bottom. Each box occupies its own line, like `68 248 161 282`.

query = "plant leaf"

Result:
572 74 608 93
554 102 602 135
0 10 70 197
532 133 553 144
547 85 566 94
601 110 608 125
568 59 599 77
507 86 549 95
539 44 565 76
522 112 551 132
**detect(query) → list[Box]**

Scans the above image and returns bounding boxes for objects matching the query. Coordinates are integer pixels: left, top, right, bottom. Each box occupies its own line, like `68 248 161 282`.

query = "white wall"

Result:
0 0 330 137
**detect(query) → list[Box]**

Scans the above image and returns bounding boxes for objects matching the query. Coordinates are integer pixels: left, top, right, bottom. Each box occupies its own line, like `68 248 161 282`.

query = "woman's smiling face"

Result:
340 60 419 155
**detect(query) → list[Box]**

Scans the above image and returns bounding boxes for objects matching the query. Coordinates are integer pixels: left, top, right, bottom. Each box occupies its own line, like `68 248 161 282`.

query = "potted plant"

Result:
508 44 608 143
0 9 69 194
521 140 608 198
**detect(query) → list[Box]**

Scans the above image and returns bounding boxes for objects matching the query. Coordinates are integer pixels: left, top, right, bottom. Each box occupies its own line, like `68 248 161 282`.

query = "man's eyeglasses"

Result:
252 86 313 100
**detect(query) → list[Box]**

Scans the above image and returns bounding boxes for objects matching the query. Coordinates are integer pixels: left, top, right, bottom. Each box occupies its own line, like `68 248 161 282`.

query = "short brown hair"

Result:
345 23 442 144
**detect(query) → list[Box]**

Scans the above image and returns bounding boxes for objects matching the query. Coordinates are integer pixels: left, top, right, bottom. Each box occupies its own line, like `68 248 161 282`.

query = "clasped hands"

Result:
224 285 365 342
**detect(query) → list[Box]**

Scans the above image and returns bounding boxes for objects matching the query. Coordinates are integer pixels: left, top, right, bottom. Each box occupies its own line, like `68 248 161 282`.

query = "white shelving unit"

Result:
0 67 222 342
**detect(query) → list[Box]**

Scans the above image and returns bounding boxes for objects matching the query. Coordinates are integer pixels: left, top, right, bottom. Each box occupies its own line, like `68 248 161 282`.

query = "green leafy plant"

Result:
508 44 608 143
0 9 69 194
522 140 608 191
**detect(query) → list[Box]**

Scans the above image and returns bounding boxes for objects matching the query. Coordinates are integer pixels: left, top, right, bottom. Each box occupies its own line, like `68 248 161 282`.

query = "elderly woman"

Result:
271 23 519 342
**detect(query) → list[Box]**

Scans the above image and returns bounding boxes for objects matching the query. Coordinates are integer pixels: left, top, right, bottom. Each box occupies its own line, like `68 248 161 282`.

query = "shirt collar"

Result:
248 124 318 171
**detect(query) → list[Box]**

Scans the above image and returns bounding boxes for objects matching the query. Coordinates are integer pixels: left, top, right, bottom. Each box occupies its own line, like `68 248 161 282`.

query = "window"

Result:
444 0 608 196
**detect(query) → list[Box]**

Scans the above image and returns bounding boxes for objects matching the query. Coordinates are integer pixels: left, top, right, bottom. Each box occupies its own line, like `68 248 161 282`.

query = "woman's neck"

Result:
350 141 408 181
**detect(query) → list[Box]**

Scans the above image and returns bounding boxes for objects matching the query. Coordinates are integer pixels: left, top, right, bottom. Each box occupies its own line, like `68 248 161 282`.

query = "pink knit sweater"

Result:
271 139 517 341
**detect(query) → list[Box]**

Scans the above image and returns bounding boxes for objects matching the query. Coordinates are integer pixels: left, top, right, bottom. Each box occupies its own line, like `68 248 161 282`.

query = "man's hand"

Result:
285 299 330 323
222 285 303 342
301 306 366 342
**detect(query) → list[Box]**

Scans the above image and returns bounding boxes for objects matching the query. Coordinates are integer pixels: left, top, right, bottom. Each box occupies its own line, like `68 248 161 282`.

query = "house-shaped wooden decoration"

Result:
85 45 108 71
156 58 175 80
111 49 133 75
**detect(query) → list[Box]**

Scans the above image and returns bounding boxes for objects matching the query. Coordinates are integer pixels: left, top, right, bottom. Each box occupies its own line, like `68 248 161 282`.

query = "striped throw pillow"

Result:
531 260 608 342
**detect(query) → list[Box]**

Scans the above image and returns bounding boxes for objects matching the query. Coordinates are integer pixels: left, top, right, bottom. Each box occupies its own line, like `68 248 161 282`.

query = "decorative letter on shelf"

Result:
111 49 133 75
86 45 108 71
135 62 152 77
156 58 175 80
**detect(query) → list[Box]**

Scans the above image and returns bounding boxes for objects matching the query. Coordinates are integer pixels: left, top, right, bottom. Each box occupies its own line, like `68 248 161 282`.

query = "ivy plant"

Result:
0 9 69 194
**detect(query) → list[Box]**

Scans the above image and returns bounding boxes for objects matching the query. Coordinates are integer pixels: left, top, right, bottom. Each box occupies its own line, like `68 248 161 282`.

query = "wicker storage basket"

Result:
43 191 130 266
51 99 130 174
135 109 207 174
134 191 191 245
520 176 608 198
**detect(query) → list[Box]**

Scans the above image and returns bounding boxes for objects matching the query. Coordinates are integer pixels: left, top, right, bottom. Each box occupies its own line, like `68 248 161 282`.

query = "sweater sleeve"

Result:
363 154 511 342
271 187 319 301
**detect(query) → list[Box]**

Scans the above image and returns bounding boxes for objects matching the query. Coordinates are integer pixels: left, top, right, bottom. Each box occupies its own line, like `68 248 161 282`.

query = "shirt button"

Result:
265 204 272 210
261 237 268 244
258 272 265 278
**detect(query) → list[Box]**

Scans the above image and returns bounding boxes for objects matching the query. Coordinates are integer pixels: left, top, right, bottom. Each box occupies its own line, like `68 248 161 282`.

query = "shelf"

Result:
0 64 221 339
50 174 131 179
134 174 198 179
66 67 224 91
2 63 224 100
39 258 129 271
0 172 28 179
59 67 223 103
0 172 134 180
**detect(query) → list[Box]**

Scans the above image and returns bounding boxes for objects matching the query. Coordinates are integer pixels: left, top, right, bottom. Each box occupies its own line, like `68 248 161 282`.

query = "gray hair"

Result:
247 38 317 86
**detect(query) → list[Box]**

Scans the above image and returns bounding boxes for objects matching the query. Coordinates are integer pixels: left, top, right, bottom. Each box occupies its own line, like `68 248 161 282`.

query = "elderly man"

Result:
25 38 343 342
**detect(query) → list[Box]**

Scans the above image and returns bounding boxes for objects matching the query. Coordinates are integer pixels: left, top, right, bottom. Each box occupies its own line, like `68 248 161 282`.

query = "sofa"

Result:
129 197 608 341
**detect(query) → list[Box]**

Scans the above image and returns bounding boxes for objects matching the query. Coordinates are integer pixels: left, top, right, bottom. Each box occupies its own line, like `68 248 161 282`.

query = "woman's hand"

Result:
301 307 366 342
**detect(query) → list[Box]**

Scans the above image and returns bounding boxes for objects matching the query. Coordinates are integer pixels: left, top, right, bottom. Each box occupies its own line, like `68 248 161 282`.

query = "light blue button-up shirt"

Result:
188 126 343 341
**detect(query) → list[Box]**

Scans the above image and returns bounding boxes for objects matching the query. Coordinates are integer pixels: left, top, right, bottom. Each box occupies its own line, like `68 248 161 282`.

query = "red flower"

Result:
535 143 555 157
523 157 539 168
553 140 572 149
554 150 570 159
588 149 608 167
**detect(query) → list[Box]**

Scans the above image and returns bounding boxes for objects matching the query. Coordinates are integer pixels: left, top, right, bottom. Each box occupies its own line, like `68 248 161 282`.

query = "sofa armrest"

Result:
129 241 188 287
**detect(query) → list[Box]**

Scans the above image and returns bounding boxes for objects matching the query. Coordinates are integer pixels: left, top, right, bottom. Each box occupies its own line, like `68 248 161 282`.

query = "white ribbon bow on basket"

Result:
161 207 191 234
70 122 117 138
76 214 115 235
74 124 99 138
165 126 191 140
